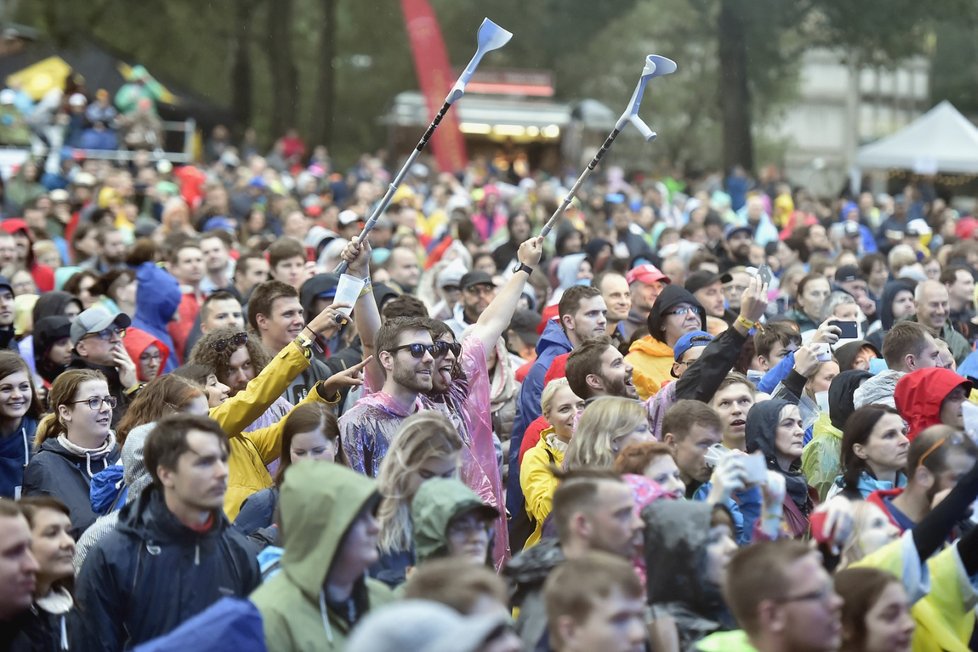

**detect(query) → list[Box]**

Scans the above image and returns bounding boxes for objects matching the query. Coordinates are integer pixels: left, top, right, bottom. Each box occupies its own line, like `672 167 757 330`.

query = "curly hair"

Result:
187 326 270 386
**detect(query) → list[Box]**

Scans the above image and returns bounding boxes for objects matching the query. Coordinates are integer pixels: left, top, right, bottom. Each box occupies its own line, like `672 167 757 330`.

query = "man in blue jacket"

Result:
506 285 607 543
73 414 260 650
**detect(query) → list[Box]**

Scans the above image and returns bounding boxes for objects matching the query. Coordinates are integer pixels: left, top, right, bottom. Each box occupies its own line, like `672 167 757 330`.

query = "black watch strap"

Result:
513 262 534 276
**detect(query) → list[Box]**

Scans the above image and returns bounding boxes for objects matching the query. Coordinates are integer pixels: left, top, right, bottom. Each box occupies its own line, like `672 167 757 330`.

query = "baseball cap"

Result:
459 271 494 292
0 275 12 295
70 308 131 346
674 330 713 361
338 210 361 227
685 270 733 295
626 264 670 287
437 260 467 290
724 224 753 240
834 265 863 284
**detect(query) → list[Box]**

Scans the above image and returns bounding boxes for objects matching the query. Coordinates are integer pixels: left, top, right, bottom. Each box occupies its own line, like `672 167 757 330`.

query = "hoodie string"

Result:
85 452 94 479
21 425 28 466
318 590 334 643
60 613 68 650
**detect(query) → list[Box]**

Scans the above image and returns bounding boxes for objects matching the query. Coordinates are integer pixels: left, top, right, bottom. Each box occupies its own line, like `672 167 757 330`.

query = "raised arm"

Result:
209 302 348 435
341 239 384 389
470 236 543 358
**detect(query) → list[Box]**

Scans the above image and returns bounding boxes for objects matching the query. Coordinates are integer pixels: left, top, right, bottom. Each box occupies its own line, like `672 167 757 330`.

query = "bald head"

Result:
915 280 950 332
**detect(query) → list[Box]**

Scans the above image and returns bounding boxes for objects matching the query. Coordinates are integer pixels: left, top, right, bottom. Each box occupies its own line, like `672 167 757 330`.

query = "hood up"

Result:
829 369 873 431
643 500 723 614
647 284 706 344
894 367 972 440
878 280 916 332
278 460 380 599
410 477 498 564
122 327 171 381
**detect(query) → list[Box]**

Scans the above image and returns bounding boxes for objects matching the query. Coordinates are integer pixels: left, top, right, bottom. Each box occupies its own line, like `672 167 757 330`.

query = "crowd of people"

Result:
1 89 978 652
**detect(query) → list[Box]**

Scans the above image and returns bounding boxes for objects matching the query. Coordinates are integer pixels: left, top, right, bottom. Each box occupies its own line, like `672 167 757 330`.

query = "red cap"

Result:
626 264 670 286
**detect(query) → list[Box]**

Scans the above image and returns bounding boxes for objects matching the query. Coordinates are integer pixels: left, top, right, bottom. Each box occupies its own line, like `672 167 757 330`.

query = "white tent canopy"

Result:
856 101 978 174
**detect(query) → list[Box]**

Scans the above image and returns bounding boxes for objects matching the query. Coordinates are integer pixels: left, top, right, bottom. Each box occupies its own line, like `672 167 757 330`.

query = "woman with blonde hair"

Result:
564 396 653 470
373 411 463 587
23 369 120 537
520 378 583 549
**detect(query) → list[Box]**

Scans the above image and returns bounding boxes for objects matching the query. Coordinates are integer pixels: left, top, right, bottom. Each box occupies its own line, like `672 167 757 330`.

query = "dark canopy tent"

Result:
0 37 232 128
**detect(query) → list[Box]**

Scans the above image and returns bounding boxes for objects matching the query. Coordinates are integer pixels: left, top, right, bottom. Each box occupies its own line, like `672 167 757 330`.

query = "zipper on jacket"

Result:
194 543 200 566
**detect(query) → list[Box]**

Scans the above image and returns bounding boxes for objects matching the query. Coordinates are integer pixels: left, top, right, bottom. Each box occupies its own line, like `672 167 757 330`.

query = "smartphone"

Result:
830 320 858 339
755 264 772 285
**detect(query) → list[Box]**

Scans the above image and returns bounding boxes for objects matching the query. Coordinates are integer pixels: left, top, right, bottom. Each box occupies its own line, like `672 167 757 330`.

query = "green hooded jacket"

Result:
411 477 499 564
250 461 394 651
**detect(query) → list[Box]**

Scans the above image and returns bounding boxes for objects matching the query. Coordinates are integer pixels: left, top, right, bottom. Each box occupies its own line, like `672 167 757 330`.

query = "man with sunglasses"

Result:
68 307 138 427
445 271 497 338
421 236 544 566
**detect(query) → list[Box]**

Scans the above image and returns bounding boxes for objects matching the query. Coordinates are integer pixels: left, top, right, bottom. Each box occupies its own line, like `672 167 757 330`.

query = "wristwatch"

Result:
512 262 534 276
295 329 316 358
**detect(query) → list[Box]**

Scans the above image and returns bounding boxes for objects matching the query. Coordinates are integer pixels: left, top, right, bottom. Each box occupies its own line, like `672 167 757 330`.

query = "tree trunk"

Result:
717 0 754 174
230 0 254 132
265 0 298 138
308 0 336 148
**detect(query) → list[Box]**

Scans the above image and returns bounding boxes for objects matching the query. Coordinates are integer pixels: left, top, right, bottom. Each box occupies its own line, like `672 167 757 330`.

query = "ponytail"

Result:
33 413 65 450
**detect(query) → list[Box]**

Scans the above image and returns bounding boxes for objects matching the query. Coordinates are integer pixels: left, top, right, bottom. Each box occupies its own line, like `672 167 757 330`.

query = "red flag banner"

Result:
399 0 468 173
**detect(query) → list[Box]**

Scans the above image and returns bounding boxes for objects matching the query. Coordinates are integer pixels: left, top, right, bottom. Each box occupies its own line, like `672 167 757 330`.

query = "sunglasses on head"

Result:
210 331 248 352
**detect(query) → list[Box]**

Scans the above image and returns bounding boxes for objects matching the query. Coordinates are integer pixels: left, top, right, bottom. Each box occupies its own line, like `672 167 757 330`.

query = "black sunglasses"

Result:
210 331 248 352
433 341 461 358
387 343 437 359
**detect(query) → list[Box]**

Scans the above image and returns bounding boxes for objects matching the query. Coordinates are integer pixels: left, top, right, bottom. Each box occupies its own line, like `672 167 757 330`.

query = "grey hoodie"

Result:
73 422 155 572
853 369 905 409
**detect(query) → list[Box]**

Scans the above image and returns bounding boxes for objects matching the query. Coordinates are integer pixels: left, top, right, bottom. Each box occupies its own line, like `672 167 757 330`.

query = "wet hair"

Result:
565 397 647 470
376 412 462 554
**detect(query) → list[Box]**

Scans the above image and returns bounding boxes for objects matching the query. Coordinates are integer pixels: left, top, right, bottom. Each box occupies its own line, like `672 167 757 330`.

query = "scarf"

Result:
489 340 518 411
57 431 117 478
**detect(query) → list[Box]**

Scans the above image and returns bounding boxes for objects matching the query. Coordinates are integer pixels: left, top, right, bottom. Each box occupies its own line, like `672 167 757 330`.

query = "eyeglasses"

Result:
139 351 162 362
70 396 117 410
667 306 698 317
210 332 248 352
386 343 437 359
433 341 461 358
83 327 125 342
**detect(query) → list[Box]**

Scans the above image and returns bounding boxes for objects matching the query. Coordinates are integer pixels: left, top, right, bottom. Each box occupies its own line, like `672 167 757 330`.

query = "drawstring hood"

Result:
57 431 117 478
319 590 335 642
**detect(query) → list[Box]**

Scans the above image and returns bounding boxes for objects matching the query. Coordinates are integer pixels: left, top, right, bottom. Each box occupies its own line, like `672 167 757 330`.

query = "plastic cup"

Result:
333 274 366 317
